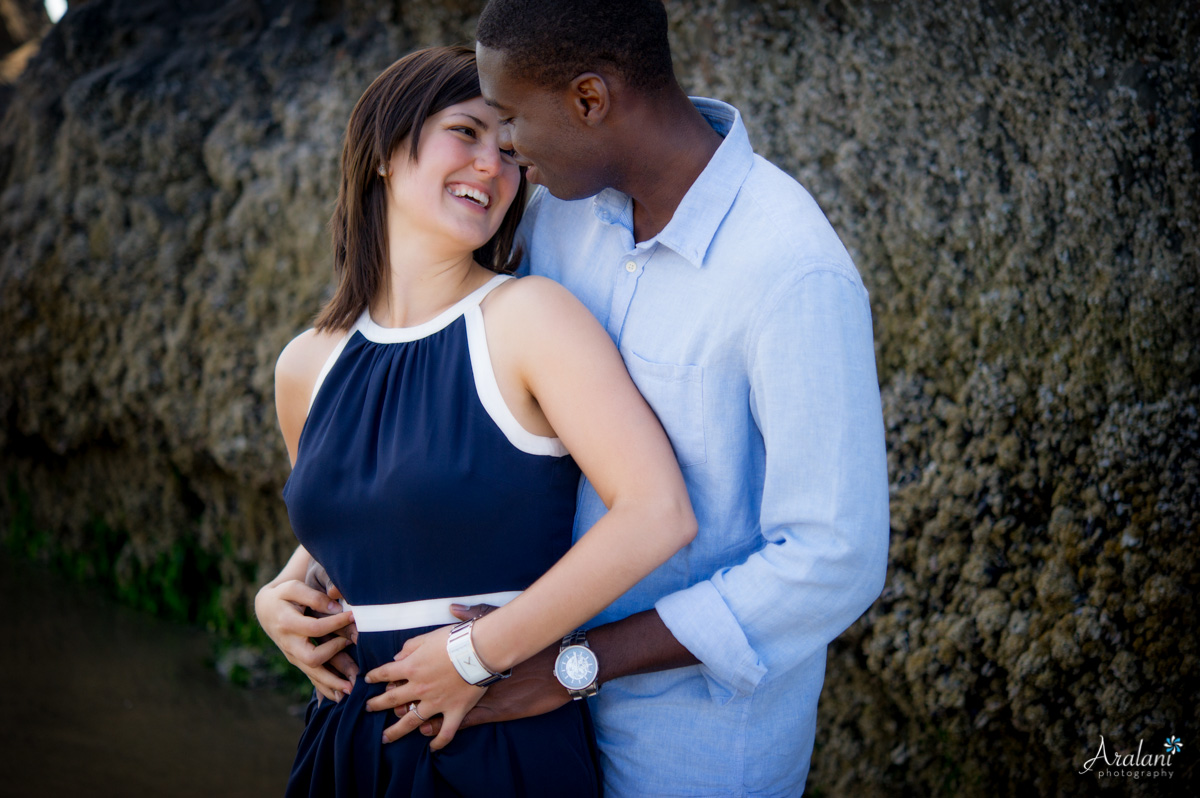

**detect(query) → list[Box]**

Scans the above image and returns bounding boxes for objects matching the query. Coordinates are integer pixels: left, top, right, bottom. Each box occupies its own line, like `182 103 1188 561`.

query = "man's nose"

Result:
497 124 514 151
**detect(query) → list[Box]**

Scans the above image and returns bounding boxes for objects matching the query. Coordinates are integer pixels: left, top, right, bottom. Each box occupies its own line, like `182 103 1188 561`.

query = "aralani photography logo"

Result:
1079 734 1182 781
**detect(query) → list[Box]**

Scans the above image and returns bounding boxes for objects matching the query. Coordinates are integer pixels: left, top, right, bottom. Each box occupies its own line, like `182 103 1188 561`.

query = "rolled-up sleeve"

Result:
656 267 890 699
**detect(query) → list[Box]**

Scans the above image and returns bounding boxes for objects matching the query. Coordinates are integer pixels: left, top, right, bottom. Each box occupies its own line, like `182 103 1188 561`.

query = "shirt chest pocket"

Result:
621 348 707 468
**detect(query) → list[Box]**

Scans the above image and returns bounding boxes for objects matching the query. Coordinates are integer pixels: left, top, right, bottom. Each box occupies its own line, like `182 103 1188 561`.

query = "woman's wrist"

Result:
463 612 518 674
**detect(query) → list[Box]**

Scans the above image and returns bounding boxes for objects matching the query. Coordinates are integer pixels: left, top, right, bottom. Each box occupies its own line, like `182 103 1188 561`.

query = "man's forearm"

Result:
589 608 699 683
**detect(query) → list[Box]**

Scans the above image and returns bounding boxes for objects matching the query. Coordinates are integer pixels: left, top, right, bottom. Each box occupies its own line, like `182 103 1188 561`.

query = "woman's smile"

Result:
446 181 492 209
384 96 520 252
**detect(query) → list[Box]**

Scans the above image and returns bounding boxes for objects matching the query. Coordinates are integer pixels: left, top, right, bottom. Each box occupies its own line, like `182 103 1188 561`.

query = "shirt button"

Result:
624 260 637 272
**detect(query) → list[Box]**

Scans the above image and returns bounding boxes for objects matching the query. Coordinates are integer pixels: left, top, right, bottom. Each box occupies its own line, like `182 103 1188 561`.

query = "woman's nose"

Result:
475 144 502 175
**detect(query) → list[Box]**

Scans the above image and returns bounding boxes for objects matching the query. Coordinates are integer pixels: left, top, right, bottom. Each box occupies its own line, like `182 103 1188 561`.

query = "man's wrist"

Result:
585 608 699 684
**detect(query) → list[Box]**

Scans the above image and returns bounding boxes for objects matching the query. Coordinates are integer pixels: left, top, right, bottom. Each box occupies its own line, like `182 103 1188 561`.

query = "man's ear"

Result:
568 73 610 126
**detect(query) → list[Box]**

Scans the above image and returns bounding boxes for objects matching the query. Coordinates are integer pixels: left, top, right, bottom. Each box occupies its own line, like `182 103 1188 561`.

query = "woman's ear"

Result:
569 73 610 126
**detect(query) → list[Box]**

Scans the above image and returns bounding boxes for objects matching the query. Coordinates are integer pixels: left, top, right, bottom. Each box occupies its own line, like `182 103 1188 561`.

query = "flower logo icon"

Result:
1164 736 1182 755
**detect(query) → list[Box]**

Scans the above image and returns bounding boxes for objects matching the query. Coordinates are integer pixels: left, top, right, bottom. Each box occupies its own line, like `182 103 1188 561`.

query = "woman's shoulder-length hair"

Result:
315 44 526 333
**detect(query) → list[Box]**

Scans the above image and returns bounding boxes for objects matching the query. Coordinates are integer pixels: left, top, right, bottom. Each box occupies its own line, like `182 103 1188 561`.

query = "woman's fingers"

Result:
364 678 415 713
381 704 427 743
363 659 408 689
304 632 353 669
314 682 343 703
428 710 465 751
278 579 344 617
305 654 355 698
287 611 356 646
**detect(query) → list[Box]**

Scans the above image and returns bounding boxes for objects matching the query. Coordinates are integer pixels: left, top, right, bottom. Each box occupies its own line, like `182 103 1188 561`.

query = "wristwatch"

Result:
554 630 599 699
446 619 511 687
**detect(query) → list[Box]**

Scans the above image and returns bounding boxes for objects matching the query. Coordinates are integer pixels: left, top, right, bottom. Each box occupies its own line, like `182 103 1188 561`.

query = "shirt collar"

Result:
591 97 754 268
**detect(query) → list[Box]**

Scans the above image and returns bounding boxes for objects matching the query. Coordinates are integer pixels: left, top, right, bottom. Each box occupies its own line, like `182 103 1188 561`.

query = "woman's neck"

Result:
370 248 488 329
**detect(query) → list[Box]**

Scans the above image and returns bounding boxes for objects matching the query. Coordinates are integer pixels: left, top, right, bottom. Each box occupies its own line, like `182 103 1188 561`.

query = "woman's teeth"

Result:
448 185 490 207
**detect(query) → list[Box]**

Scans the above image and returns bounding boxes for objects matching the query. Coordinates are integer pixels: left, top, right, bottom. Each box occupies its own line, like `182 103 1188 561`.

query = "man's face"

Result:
476 43 606 201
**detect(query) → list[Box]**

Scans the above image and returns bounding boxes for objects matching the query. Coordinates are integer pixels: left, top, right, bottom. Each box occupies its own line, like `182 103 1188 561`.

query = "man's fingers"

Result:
329 650 359 683
448 603 498 621
304 560 336 594
458 702 497 731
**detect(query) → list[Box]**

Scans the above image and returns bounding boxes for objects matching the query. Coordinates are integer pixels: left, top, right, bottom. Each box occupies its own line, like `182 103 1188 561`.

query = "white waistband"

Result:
341 590 522 633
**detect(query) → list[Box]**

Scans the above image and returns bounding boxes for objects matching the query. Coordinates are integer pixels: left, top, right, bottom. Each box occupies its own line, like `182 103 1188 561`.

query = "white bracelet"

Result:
445 619 510 687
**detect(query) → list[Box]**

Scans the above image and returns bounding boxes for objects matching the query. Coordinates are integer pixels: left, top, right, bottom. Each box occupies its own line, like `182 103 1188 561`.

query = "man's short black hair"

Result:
477 0 675 92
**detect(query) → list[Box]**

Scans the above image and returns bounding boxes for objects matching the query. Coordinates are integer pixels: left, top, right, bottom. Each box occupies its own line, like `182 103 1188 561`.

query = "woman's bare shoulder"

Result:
482 274 589 330
275 327 349 460
276 327 346 385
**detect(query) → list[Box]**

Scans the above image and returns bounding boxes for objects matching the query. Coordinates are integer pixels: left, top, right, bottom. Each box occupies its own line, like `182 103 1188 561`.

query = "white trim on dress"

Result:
356 274 510 344
308 273 568 458
464 302 570 457
307 330 353 414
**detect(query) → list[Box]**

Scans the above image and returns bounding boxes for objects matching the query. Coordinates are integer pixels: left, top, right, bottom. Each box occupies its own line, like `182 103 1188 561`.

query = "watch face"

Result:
555 645 598 690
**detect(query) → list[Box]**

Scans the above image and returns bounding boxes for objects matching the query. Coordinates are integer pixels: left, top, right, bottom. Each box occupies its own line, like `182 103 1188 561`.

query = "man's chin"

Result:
530 170 603 202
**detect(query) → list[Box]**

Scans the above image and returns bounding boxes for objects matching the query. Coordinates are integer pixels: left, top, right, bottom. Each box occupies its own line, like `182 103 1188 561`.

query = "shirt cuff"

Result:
655 580 767 702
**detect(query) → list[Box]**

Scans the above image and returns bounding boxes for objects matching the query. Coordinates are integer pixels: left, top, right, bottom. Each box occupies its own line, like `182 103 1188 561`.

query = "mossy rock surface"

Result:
1 1 1196 794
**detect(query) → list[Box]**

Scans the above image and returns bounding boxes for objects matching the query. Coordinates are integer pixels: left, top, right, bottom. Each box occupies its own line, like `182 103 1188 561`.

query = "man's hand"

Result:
394 604 572 739
255 576 358 702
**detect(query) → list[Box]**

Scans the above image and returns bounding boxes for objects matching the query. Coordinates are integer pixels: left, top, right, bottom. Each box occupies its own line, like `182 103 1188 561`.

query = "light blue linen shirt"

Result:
521 98 890 797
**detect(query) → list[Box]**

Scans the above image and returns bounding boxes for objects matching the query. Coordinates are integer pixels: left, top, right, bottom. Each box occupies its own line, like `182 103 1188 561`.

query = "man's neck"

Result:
615 92 724 243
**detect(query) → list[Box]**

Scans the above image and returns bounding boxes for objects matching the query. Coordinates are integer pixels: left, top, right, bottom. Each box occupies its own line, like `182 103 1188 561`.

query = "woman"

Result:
256 45 695 796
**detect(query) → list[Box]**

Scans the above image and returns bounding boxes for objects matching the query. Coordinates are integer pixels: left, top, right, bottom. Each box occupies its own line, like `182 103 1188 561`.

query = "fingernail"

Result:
450 603 469 611
327 602 341 614
381 734 388 744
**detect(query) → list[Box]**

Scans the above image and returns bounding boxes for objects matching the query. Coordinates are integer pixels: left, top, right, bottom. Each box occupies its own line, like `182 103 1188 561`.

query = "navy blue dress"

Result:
282 275 599 797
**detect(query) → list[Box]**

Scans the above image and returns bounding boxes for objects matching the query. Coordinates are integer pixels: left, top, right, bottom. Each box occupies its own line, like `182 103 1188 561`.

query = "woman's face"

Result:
383 96 520 256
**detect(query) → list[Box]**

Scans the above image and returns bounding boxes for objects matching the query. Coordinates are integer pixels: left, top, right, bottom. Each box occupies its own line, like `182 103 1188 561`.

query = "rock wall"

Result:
1 0 1196 794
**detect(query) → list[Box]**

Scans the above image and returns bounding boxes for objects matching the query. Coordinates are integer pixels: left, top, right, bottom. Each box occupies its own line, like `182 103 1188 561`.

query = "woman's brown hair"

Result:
315 45 527 332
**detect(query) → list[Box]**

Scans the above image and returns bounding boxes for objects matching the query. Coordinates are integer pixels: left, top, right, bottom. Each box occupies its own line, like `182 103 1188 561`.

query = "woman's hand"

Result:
255 578 358 701
363 625 486 751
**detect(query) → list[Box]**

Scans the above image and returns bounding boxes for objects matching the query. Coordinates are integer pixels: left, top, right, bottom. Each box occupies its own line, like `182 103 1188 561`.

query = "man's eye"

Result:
500 148 517 159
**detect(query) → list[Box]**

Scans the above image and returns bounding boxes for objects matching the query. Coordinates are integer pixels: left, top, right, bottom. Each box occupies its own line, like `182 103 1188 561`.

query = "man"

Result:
262 1 889 794
466 2 888 794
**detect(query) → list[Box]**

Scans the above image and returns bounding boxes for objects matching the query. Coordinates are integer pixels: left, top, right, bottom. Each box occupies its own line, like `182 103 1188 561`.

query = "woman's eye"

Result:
451 126 476 138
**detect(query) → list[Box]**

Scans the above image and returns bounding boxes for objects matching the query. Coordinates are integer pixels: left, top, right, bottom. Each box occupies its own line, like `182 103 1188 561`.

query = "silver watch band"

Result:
560 629 590 652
